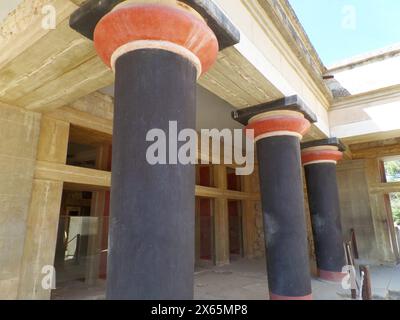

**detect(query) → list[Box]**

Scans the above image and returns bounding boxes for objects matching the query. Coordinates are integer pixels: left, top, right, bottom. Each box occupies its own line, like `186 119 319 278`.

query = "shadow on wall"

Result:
196 86 244 131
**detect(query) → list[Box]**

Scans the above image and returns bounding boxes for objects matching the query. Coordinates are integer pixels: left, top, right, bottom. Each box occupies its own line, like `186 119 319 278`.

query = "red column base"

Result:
318 269 347 283
269 292 313 300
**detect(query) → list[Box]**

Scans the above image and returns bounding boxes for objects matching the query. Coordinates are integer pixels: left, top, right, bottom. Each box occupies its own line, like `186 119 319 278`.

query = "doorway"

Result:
195 197 214 266
387 193 400 261
52 190 96 290
228 200 243 260
382 158 400 262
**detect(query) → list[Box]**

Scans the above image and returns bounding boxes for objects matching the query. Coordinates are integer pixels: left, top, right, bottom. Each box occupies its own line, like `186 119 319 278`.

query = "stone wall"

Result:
252 201 266 258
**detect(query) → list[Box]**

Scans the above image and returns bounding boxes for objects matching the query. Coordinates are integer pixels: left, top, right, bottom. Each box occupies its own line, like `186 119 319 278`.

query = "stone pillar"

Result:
301 138 347 282
232 96 316 300
92 1 219 299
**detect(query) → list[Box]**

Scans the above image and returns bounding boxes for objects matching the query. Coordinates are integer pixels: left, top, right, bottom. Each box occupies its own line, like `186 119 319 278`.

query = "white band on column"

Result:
254 131 303 142
249 110 304 124
302 146 339 152
303 160 338 166
110 40 203 78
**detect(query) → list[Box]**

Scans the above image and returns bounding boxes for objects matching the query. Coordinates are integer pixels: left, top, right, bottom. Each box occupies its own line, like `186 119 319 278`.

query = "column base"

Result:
318 269 347 283
269 292 313 300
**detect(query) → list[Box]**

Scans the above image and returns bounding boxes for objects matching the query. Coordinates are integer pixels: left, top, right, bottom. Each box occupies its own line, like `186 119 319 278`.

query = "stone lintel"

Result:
231 95 317 125
69 0 240 50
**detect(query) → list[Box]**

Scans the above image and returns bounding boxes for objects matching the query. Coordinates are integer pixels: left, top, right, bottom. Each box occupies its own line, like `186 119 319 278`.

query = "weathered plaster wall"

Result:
0 103 41 299
17 116 69 299
336 159 395 264
252 201 265 258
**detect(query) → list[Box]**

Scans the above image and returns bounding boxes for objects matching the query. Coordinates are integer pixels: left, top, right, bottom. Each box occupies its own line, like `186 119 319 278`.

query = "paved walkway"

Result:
368 264 400 299
194 258 342 300
51 258 400 300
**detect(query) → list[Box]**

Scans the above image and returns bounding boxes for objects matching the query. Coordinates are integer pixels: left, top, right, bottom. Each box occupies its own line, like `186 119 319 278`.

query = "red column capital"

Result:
94 1 219 77
245 110 311 142
301 145 343 166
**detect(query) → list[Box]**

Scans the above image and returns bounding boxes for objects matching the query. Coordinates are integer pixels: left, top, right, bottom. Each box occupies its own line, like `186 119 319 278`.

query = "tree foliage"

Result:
384 161 400 225
390 193 400 225
384 160 400 182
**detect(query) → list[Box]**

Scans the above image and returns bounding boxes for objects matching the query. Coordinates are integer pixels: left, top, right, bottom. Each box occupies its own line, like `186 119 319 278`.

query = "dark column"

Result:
302 138 347 283
232 97 317 300
109 49 197 299
88 2 221 299
70 0 240 300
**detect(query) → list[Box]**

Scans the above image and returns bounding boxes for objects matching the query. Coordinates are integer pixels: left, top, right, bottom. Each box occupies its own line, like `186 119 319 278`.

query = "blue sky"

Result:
289 0 400 66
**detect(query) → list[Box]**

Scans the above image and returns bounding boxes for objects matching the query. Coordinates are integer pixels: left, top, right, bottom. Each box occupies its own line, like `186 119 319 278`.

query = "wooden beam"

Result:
369 182 400 194
35 160 260 200
198 48 282 108
35 161 111 188
36 116 70 163
47 106 113 135
195 185 259 200
21 56 114 112
0 0 77 71
69 125 112 146
352 143 400 160
0 1 284 113
70 91 113 120
0 0 112 112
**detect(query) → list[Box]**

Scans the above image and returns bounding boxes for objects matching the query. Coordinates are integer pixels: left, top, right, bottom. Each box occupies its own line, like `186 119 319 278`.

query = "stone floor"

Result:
51 258 400 300
365 264 400 300
193 258 344 300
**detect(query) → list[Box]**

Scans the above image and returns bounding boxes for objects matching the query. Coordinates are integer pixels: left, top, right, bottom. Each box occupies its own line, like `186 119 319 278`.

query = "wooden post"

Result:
242 172 257 259
85 144 111 285
213 165 230 266
18 116 69 299
345 241 358 300
360 265 372 300
195 198 201 265
365 159 396 262
350 229 359 259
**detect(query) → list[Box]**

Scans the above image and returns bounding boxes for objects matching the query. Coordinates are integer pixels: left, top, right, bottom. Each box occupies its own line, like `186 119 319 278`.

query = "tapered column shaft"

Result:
108 49 197 299
258 135 312 299
92 2 219 299
302 140 346 282
232 104 316 300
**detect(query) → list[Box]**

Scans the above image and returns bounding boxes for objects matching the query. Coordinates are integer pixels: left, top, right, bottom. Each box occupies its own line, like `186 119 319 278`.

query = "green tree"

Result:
385 161 400 225
385 160 400 182
390 193 400 225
